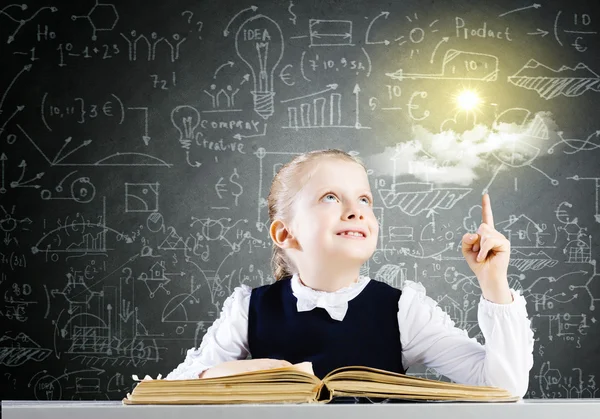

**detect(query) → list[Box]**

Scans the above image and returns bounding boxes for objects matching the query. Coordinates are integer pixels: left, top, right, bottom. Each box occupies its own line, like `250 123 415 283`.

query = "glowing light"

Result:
455 90 481 111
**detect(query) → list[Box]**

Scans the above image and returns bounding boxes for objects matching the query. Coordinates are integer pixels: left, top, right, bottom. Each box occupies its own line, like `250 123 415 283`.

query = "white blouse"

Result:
165 274 535 397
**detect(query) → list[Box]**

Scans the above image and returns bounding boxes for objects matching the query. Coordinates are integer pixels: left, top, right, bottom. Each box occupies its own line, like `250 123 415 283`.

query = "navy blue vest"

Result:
248 277 405 379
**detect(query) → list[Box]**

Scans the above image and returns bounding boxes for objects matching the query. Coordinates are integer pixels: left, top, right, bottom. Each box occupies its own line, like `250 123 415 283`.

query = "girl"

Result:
165 149 534 398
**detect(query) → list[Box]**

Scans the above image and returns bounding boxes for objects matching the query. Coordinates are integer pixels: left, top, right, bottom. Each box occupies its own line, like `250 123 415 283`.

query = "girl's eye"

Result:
322 193 372 205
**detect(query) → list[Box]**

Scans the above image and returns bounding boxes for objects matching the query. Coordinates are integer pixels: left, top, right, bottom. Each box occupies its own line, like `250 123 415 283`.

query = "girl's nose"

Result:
343 205 363 220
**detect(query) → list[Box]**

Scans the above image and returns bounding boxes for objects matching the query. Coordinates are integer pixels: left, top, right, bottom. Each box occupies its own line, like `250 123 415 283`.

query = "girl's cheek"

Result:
373 219 380 234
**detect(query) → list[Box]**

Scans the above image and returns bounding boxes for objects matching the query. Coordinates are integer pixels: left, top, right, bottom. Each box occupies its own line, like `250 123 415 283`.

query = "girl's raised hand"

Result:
461 194 511 298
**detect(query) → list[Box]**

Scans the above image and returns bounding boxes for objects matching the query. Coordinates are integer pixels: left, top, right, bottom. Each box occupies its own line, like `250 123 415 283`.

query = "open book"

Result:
122 362 519 404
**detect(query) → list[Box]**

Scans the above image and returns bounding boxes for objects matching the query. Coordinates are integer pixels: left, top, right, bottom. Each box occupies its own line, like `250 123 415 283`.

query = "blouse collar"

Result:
290 272 371 321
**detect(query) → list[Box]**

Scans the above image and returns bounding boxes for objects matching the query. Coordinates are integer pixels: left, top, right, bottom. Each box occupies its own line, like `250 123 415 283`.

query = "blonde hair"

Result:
267 149 367 281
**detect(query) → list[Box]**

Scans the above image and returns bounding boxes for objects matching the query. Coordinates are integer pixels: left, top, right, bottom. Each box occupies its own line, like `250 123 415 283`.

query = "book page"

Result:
322 366 516 401
124 361 322 405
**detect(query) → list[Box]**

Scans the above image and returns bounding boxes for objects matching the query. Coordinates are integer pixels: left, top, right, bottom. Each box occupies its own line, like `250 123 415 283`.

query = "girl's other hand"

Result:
199 358 292 379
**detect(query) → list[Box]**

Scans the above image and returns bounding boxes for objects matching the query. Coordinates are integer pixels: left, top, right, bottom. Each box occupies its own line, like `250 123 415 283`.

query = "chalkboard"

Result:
1 0 599 400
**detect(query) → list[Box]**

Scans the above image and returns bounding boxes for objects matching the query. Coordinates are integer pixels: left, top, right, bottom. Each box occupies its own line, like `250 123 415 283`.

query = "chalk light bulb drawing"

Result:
170 105 201 149
170 105 203 167
235 14 284 120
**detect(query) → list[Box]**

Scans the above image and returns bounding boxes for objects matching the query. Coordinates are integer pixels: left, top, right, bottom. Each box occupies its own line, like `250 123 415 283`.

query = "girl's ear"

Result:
270 219 297 249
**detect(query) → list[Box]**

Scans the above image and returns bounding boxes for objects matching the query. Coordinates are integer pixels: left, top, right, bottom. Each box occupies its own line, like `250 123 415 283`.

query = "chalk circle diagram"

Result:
484 107 558 191
32 371 64 400
491 108 549 169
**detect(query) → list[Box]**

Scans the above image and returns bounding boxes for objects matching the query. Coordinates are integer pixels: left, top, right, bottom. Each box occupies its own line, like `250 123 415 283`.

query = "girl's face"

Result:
288 158 379 267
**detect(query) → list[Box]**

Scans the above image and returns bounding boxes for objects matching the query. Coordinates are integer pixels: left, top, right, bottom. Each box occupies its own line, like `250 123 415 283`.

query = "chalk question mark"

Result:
181 11 203 39
181 10 193 23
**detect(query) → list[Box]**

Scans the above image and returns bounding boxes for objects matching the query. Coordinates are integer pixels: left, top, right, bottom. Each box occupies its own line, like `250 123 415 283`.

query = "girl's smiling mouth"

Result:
336 231 366 239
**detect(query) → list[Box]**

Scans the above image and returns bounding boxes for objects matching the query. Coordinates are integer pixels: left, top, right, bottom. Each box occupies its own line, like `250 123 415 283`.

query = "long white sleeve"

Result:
398 280 534 397
165 284 252 380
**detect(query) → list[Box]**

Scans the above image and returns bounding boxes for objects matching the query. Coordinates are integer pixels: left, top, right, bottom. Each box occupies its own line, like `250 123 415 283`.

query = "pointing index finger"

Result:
482 193 494 228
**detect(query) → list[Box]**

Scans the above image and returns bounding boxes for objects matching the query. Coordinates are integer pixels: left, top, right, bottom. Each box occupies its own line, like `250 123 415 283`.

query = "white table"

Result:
3 399 600 419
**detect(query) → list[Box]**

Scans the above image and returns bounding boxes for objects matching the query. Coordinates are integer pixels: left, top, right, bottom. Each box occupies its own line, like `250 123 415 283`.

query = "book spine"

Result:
315 382 333 402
